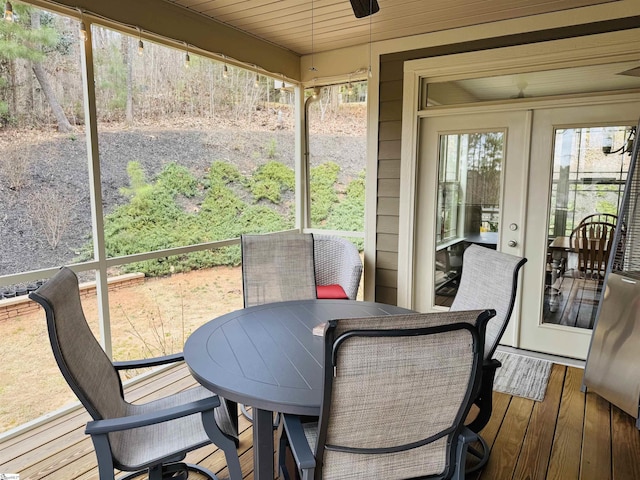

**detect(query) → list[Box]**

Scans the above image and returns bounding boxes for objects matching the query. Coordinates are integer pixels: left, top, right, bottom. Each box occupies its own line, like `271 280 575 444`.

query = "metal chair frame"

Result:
30 267 242 480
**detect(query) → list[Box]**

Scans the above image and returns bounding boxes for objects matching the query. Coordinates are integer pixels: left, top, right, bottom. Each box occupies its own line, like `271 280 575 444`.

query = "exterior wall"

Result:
374 59 404 304
372 17 640 304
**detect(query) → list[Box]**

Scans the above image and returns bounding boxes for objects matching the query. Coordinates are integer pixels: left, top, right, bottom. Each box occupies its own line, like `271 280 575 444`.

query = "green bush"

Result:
310 162 340 225
247 161 294 203
209 161 242 185
236 205 292 233
328 197 364 230
200 184 246 227
326 173 365 248
91 159 363 277
157 163 199 197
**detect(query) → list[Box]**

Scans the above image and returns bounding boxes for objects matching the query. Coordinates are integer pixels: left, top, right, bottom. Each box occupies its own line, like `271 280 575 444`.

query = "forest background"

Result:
0 2 368 282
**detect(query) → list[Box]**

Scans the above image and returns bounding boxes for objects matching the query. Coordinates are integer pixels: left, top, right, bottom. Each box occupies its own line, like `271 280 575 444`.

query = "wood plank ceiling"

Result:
163 0 617 55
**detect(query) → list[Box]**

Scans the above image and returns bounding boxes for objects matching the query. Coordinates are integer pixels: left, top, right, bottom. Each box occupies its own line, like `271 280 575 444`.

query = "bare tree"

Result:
0 139 30 190
28 187 75 249
122 35 133 123
30 10 73 132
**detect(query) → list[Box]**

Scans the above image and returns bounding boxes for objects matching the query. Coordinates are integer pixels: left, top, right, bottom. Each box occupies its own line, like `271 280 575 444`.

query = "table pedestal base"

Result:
253 408 276 480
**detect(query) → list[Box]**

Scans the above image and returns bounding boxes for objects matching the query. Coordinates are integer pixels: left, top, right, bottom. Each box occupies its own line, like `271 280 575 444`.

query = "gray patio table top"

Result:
184 299 413 480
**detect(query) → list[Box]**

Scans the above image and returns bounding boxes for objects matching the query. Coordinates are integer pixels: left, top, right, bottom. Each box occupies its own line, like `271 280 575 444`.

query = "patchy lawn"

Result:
0 266 243 433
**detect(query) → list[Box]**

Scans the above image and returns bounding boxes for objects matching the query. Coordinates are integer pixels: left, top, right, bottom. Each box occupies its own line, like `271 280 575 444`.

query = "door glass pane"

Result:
434 131 504 306
544 125 632 328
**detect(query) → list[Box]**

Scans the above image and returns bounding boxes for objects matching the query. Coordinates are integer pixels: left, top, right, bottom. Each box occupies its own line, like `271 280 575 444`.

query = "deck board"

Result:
2 362 639 479
611 405 640 480
511 362 565 480
547 366 586 480
581 391 612 480
478 396 534 479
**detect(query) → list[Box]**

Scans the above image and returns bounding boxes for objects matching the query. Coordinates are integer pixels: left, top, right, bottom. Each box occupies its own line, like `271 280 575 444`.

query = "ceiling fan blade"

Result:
618 66 640 78
350 0 380 18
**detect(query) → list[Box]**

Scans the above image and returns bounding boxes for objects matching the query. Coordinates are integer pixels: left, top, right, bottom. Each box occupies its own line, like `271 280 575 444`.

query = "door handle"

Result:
508 240 518 247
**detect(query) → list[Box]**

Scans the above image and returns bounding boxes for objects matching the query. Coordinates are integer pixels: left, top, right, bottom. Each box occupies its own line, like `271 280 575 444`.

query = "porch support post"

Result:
80 20 112 357
295 84 310 230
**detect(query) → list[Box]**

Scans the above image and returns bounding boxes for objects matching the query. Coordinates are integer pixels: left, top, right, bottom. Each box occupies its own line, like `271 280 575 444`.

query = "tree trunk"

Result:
122 35 133 124
30 11 73 133
31 62 73 132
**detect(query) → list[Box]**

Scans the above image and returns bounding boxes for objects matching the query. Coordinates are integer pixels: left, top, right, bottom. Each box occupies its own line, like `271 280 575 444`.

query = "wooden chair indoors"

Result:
580 213 626 272
576 212 617 227
569 220 616 280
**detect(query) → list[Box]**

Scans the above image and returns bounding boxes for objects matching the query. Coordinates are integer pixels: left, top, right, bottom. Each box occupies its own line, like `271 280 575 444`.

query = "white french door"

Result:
519 101 640 359
399 98 640 359
406 110 530 347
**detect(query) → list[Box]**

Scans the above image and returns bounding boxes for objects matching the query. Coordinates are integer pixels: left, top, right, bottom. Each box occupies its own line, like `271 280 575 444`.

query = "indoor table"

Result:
465 231 498 249
184 299 413 480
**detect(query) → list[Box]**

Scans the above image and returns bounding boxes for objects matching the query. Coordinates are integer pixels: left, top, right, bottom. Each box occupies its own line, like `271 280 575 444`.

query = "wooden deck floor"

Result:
1 362 639 480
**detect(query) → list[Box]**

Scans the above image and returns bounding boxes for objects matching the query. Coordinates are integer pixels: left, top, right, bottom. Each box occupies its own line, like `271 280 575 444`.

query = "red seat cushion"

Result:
316 284 349 299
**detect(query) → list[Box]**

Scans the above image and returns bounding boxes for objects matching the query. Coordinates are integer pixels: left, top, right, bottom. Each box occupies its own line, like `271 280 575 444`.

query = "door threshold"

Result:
496 345 585 369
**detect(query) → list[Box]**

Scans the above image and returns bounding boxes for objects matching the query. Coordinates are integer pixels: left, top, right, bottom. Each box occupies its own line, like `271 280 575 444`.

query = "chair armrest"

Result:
334 249 363 300
483 357 502 374
283 414 316 470
113 352 184 370
459 426 479 444
467 357 502 433
85 395 220 435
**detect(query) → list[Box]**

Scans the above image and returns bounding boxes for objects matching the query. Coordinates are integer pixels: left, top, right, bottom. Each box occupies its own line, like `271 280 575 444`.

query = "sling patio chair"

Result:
448 244 527 471
279 309 495 480
241 232 317 308
240 232 318 422
29 267 242 480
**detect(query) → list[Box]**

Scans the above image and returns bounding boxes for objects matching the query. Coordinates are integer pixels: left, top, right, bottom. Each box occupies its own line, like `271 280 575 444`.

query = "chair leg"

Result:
91 433 117 480
240 404 281 429
276 419 293 480
117 463 219 480
218 398 240 448
455 427 480 480
148 464 164 480
240 403 253 422
202 410 243 480
465 435 491 474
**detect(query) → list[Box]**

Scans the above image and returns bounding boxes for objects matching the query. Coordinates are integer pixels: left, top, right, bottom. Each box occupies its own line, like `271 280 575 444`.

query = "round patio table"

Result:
184 299 413 480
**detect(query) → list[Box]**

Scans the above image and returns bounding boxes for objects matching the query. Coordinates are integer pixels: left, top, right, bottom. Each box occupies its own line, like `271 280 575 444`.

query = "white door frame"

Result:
398 29 640 355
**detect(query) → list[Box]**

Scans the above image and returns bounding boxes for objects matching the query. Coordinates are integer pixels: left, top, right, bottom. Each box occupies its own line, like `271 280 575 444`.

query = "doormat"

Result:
493 351 552 402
